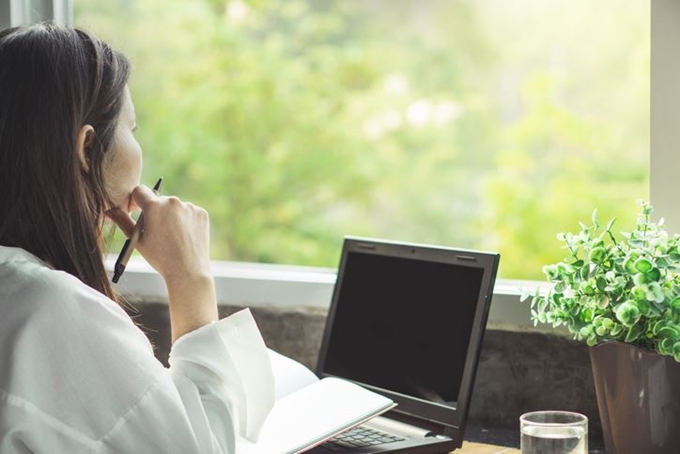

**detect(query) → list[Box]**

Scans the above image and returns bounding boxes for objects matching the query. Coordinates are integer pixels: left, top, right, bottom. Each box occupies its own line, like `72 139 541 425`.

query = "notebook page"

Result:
236 377 395 454
269 349 319 400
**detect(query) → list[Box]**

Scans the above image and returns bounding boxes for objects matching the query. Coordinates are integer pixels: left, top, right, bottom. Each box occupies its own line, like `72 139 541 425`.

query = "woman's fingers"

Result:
130 184 158 210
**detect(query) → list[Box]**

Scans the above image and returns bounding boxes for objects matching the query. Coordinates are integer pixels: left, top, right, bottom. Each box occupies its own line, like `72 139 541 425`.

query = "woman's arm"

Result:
0 266 272 454
108 184 218 342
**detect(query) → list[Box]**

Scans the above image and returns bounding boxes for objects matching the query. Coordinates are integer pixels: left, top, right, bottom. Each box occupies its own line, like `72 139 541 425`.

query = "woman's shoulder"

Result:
0 243 160 387
0 246 165 444
0 246 136 338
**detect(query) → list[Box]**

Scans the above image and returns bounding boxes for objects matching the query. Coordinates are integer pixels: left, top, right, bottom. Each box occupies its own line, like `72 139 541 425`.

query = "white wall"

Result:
651 0 680 234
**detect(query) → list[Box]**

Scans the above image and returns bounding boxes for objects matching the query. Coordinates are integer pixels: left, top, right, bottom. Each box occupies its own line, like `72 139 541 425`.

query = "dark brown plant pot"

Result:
589 341 680 454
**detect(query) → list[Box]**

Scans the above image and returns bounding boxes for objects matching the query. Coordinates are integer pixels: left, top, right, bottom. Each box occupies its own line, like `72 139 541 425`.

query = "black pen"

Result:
112 177 163 283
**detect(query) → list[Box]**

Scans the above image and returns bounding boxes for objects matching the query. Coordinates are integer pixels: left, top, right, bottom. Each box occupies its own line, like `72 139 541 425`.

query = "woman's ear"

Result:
76 125 95 173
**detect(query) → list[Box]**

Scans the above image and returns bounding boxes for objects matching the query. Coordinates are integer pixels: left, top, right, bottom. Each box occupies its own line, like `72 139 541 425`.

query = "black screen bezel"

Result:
315 236 499 430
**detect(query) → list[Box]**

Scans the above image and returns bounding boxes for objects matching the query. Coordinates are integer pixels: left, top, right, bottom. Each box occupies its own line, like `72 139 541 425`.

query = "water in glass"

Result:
521 424 587 454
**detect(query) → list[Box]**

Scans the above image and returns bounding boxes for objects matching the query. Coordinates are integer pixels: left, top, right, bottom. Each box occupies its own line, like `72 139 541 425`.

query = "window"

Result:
60 1 653 281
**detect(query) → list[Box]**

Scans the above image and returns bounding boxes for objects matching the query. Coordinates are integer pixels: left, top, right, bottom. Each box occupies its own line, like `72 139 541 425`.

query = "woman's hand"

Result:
106 185 218 342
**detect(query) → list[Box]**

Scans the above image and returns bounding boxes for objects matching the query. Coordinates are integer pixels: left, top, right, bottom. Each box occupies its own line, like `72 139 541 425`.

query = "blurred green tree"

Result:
75 0 649 279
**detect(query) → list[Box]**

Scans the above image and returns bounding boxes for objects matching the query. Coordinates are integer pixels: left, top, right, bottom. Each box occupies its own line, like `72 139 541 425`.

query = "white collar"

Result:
0 245 49 267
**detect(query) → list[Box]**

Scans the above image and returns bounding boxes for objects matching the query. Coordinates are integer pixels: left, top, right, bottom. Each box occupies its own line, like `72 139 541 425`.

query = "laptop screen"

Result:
317 237 499 429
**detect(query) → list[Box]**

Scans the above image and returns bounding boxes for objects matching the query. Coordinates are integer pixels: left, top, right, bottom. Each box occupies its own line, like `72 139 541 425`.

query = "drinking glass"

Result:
520 410 588 454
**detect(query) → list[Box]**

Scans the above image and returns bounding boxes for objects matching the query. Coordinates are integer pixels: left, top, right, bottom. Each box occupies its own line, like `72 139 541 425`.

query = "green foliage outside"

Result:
523 201 680 362
75 0 649 280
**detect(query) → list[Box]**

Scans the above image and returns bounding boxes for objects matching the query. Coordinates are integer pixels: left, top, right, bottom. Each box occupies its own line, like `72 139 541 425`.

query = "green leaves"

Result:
634 257 653 273
589 247 606 264
615 302 641 327
671 297 680 311
527 200 680 362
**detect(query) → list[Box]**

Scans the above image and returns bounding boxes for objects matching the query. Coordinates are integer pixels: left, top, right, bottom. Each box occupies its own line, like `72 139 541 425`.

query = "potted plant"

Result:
522 200 680 454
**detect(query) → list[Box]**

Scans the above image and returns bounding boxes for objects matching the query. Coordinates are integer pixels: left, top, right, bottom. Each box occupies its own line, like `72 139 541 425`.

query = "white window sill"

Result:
108 257 552 330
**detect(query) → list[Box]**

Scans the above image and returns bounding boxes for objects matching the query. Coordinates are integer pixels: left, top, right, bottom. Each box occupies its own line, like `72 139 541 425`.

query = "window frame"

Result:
107 257 535 327
4 0 669 328
3 0 71 27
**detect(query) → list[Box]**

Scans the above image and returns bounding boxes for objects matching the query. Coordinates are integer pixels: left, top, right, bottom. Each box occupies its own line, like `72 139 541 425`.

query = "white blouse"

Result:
0 246 275 454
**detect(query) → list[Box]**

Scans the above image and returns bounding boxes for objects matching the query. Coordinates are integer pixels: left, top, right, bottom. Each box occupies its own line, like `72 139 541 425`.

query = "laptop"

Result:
308 236 500 454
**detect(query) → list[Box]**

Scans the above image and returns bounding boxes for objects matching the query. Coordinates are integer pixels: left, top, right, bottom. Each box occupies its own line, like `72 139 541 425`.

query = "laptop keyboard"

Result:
322 426 406 451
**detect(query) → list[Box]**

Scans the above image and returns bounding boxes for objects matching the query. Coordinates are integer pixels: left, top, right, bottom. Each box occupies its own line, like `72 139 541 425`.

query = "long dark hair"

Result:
0 23 130 301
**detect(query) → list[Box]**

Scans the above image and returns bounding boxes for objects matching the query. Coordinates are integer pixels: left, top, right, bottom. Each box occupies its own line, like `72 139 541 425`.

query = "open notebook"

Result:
235 351 395 454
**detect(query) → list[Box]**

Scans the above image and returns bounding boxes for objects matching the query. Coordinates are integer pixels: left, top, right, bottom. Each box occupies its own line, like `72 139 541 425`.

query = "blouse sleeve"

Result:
0 262 275 454
97 309 275 454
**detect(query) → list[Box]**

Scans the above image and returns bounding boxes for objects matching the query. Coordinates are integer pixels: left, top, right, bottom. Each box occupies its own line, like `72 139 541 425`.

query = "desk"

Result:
456 441 520 453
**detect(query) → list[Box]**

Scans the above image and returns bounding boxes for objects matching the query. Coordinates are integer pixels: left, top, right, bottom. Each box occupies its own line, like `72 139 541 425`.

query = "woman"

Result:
0 23 273 453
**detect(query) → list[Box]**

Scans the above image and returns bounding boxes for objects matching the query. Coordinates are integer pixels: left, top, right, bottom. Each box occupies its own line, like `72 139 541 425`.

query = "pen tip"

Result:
153 177 163 191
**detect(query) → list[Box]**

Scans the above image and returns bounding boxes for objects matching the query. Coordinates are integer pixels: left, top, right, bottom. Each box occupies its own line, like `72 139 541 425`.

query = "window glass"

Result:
74 0 649 279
